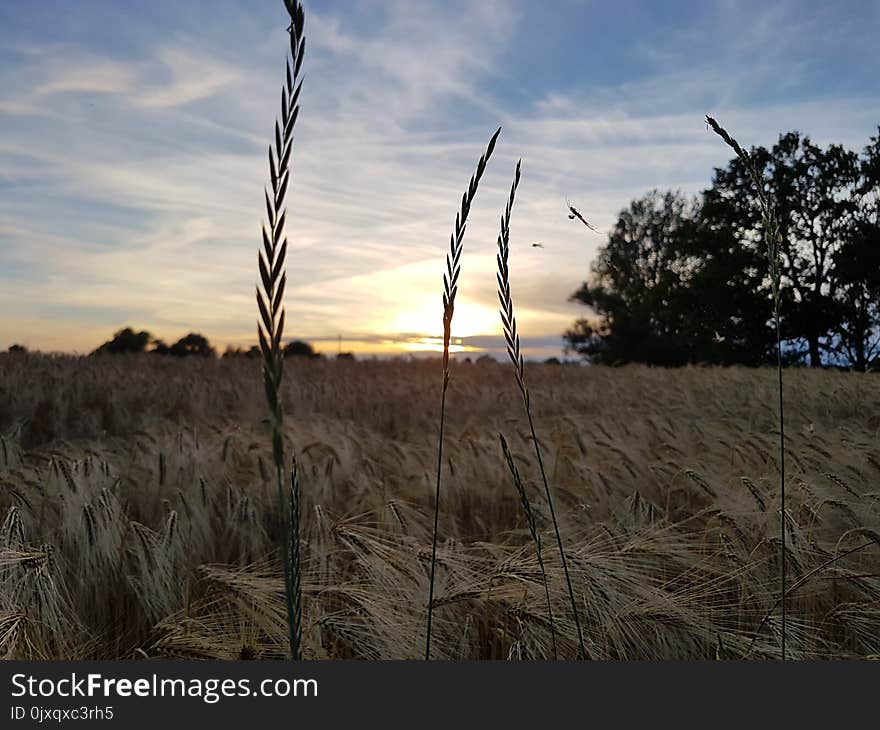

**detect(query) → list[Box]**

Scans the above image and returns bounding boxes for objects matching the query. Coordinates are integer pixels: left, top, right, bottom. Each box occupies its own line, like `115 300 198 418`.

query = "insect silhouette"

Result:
531 242 544 248
566 199 602 233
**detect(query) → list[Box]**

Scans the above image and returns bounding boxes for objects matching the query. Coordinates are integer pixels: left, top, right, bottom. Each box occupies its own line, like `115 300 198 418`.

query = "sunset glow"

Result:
385 296 499 342
1 1 877 359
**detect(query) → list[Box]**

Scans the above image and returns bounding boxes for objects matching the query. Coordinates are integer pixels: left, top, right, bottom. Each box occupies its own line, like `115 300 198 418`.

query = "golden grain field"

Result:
0 353 878 659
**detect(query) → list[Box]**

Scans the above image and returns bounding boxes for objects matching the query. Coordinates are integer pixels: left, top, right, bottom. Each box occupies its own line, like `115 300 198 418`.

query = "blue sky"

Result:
1 0 878 356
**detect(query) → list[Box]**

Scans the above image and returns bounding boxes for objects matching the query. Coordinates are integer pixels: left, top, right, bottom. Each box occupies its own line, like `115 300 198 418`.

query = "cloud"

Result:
305 0 518 122
2 42 242 116
1 0 878 357
133 48 243 109
33 56 137 96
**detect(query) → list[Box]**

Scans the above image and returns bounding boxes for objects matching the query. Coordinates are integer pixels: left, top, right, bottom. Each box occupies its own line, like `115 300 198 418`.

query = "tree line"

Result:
565 127 880 370
89 328 337 359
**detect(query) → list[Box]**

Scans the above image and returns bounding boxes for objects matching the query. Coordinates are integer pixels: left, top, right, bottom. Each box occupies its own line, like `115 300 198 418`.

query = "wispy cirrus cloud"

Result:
0 0 877 358
33 56 137 97
133 48 243 108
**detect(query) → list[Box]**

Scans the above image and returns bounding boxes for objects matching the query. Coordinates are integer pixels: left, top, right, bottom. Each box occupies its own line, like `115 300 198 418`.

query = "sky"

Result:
1 0 878 358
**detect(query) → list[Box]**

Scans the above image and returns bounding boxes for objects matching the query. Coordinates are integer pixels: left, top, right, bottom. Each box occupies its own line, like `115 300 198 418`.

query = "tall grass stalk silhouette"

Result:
496 160 587 659
256 0 305 660
706 115 786 660
288 457 303 654
425 127 501 660
499 433 557 659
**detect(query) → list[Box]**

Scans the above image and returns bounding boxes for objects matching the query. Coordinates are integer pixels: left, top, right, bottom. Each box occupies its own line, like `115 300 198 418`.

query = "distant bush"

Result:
92 329 216 357
93 327 153 355
283 340 319 359
169 333 215 358
223 345 260 359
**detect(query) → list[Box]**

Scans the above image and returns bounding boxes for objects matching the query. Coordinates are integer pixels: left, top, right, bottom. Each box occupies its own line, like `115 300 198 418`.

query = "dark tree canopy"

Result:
93 329 216 357
565 191 774 366
703 131 862 367
833 130 880 370
151 339 171 356
283 340 318 358
8 344 27 353
93 327 153 355
566 191 696 365
567 128 880 371
169 333 215 358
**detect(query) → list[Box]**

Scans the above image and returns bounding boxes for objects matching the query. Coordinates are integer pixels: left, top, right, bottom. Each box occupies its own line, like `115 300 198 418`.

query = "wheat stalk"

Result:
257 0 305 661
496 160 587 659
499 433 556 659
425 126 501 660
706 114 786 659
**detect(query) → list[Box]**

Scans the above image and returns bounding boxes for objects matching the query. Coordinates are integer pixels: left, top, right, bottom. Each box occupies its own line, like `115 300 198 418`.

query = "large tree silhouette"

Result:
565 191 774 365
566 191 696 364
704 132 861 367
568 129 880 370
831 131 880 371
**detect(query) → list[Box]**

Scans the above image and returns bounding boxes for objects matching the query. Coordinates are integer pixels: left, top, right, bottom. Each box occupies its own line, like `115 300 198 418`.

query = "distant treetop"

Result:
283 340 320 358
168 333 215 358
92 328 217 357
92 327 152 355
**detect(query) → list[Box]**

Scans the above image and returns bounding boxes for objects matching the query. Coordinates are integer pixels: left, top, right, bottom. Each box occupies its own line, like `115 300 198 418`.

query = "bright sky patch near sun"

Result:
0 0 878 358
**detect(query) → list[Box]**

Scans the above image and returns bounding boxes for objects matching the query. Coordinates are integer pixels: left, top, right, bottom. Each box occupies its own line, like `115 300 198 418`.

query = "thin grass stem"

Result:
706 114 786 660
496 160 587 659
425 127 501 660
500 433 557 659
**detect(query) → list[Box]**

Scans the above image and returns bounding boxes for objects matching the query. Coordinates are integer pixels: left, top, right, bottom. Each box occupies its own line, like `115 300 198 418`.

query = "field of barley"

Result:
0 352 878 659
